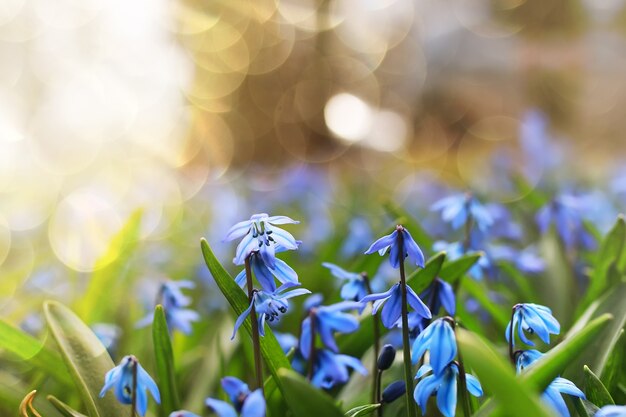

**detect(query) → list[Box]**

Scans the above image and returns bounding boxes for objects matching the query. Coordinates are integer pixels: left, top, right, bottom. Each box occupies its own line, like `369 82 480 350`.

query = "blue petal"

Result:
259 241 276 269
100 365 122 397
403 229 425 267
406 286 432 320
364 232 396 255
360 284 396 304
299 317 312 359
205 398 238 417
340 280 365 301
137 363 161 403
465 373 483 397
272 258 299 285
234 269 247 288
231 300 254 340
269 227 299 251
266 215 299 225
551 377 585 399
234 233 257 265
414 374 440 414
252 256 276 292
380 287 402 328
436 367 458 417
336 354 368 375
438 280 456 316
224 220 252 242
415 364 433 379
430 320 456 375
136 387 148 416
411 323 435 364
241 389 266 417
542 387 570 417
221 377 249 404
322 262 361 281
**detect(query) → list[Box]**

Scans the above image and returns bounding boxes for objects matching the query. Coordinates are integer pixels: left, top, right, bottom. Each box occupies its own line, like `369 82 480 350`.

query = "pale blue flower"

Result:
596 406 626 417
322 262 368 302
506 303 560 347
365 225 425 269
136 280 200 335
431 193 493 232
340 217 373 258
361 283 431 329
99 355 160 416
411 318 457 375
233 249 299 292
205 377 265 417
421 278 456 316
300 301 361 358
169 412 200 417
311 349 368 389
543 377 585 417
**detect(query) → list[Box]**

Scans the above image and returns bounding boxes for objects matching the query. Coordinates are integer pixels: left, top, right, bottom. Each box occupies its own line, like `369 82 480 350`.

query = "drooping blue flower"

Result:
515 349 544 373
340 217 373 258
596 406 626 417
231 283 310 339
411 318 457 375
169 412 200 417
431 193 493 232
414 362 483 417
303 293 324 312
420 278 456 316
99 355 160 416
322 262 368 302
364 225 425 269
136 280 200 335
224 213 299 267
233 249 299 292
300 301 362 358
505 303 560 347
311 349 368 389
205 376 265 417
543 377 586 417
361 282 431 329
536 194 595 250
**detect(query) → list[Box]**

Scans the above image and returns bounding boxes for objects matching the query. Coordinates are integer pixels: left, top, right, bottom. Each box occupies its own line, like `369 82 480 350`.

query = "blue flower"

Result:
361 283 431 329
136 280 200 335
543 377 585 417
224 213 299 267
414 362 483 417
99 355 160 416
234 250 299 292
505 303 560 347
169 412 200 417
231 283 310 339
300 301 362 358
322 262 368 302
431 193 493 232
311 349 368 389
421 278 456 316
205 376 266 417
536 194 595 250
340 217 373 258
411 318 457 375
274 331 298 354
490 245 545 275
365 225 425 269
596 406 626 417
515 349 544 373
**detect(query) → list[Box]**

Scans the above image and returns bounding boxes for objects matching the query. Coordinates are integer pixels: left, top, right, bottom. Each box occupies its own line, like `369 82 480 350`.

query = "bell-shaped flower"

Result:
361 283 431 329
233 249 299 292
420 278 456 316
536 194 595 250
99 355 160 416
543 377 585 417
224 213 299 267
136 280 200 335
515 349 544 373
322 262 368 302
205 376 266 417
311 349 368 389
414 362 483 417
431 193 493 232
365 225 425 269
595 406 626 417
231 283 310 340
300 301 361 359
505 303 560 347
411 318 456 375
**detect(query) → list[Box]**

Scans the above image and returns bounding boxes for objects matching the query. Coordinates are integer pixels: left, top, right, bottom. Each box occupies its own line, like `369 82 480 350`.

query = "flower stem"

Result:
245 255 264 393
397 231 418 417
376 369 383 417
451 320 472 417
508 306 517 364
307 310 317 380
363 272 381 404
130 357 137 417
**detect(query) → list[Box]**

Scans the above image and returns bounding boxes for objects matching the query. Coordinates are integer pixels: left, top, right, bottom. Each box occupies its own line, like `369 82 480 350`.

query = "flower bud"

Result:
382 380 406 404
377 344 396 371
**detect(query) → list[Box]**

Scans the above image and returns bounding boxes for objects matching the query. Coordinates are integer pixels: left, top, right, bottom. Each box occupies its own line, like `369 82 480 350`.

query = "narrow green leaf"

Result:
76 210 143 323
0 319 72 385
456 328 554 417
602 330 625 404
521 315 613 391
344 403 381 417
47 395 88 417
382 202 433 249
439 253 482 284
200 239 291 393
579 216 626 313
406 251 446 294
152 305 180 416
573 398 600 417
277 369 344 417
583 365 614 407
44 301 128 417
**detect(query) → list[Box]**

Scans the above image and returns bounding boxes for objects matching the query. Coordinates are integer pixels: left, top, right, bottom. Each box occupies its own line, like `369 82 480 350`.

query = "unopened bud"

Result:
382 380 406 404
377 344 396 371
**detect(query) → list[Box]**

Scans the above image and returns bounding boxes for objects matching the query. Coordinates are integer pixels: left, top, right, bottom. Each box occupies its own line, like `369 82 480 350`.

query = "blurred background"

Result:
2 0 626 309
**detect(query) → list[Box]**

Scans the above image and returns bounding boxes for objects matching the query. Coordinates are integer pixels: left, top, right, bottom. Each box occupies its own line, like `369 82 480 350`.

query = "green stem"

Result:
363 273 381 404
509 306 517 364
398 230 418 417
245 255 264 393
130 357 137 417
452 320 472 417
376 370 383 417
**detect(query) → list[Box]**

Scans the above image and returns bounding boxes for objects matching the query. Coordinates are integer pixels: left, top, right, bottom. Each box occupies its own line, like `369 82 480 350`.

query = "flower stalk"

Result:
130 359 137 417
362 272 381 404
245 255 264 392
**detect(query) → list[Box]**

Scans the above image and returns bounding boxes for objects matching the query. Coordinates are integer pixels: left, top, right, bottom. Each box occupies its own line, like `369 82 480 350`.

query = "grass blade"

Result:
152 305 180 416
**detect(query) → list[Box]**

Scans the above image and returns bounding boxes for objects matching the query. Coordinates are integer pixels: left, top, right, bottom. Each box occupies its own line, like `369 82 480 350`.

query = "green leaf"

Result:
583 365 614 407
406 251 446 294
200 239 291 394
456 328 554 417
344 403 381 417
43 301 128 417
579 216 626 314
382 202 433 249
439 253 482 284
573 398 600 417
75 210 143 323
277 369 344 417
460 278 509 329
152 305 180 416
47 396 88 417
0 319 72 385
521 314 613 391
